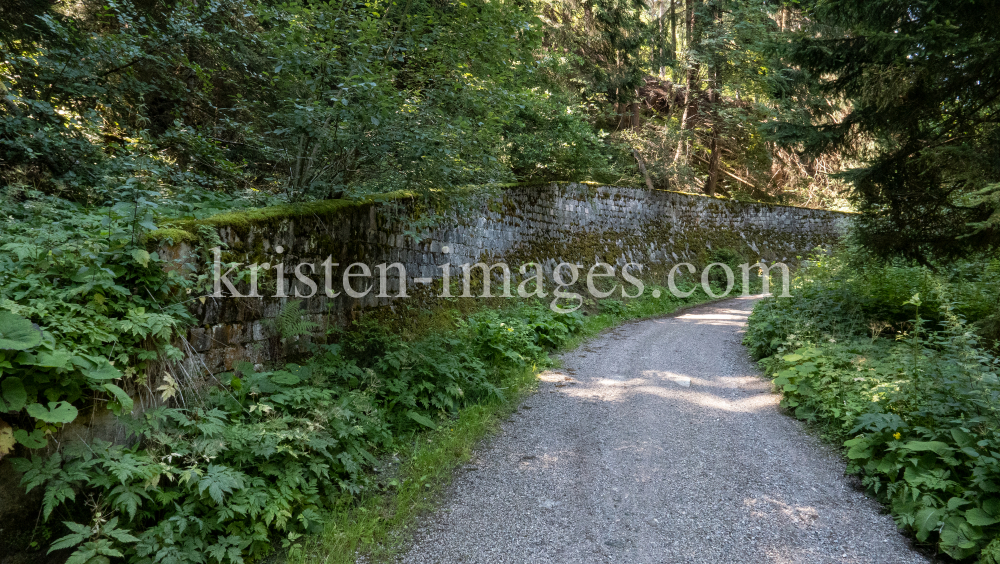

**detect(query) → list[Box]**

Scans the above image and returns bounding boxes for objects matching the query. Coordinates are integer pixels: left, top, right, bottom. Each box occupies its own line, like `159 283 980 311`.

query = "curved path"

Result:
401 297 931 564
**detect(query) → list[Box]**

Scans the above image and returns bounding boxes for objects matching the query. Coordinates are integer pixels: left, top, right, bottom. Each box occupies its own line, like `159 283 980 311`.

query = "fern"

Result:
15 303 587 564
274 300 319 341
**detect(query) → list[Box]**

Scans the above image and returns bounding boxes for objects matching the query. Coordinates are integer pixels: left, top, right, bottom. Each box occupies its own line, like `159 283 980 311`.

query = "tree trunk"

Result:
633 149 656 191
672 0 697 165
704 0 722 196
670 0 677 69
630 101 641 129
658 0 665 79
705 66 721 196
686 0 695 51
685 0 698 100
706 124 720 195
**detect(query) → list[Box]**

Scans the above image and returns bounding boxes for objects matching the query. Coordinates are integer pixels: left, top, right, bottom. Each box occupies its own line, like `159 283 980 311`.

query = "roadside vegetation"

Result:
742 0 1000 560
745 248 1000 562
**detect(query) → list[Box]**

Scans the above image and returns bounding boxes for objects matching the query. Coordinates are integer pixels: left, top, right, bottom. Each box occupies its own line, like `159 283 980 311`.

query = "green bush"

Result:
13 303 585 563
745 250 1000 562
0 191 193 453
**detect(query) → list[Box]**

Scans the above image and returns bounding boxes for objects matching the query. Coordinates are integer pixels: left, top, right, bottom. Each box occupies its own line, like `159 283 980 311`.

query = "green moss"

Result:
186 192 412 230
154 181 847 246
144 228 198 245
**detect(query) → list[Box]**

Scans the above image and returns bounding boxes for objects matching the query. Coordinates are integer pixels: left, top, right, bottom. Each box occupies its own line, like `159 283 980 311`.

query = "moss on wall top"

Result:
144 227 199 245
145 191 416 244
145 181 853 245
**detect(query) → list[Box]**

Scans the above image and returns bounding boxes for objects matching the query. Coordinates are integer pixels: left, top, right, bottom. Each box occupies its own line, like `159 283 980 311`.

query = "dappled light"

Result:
675 308 753 327
406 298 928 563
3 0 995 559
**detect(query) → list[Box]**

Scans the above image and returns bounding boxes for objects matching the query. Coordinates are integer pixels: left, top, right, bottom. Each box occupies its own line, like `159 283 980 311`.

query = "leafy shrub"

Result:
14 303 586 563
338 317 398 368
0 191 192 454
522 305 584 349
464 311 542 371
15 361 387 563
746 249 1000 561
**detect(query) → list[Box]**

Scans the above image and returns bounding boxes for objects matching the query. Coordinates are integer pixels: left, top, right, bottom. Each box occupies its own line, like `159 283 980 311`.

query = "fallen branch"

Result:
691 153 753 190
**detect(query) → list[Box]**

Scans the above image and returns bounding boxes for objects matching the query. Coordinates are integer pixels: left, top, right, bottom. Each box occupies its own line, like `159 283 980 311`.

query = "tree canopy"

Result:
775 0 1000 260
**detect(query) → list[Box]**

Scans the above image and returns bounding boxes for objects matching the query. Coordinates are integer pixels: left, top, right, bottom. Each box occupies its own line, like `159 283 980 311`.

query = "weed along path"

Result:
399 297 931 564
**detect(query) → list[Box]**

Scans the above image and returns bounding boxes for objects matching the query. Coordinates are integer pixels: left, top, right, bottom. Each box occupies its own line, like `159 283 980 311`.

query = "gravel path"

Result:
400 297 931 564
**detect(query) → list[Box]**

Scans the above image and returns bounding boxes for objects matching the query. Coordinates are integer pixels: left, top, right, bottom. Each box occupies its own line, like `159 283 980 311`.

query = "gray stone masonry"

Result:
175 182 850 373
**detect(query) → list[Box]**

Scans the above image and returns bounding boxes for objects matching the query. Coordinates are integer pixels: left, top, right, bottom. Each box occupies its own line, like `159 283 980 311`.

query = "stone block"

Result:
189 327 211 352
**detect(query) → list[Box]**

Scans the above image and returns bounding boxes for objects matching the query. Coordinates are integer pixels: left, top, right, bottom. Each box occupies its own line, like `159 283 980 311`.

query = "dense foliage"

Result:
774 0 1000 260
0 0 635 206
0 0 846 461
0 189 194 455
13 303 584 563
745 249 1000 561
0 0 636 466
5 0 1000 561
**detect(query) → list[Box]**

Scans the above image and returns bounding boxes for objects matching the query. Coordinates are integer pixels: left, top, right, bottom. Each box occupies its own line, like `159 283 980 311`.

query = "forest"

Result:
1 0 1000 562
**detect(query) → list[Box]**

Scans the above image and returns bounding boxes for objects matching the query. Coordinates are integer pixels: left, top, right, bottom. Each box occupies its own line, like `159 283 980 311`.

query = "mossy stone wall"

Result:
166 182 850 373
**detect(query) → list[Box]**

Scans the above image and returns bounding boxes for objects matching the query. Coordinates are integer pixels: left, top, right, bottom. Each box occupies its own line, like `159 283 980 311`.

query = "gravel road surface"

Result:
400 297 931 564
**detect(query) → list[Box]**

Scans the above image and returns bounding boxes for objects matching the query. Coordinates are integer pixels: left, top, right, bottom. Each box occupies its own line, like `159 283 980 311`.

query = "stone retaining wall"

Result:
172 182 850 373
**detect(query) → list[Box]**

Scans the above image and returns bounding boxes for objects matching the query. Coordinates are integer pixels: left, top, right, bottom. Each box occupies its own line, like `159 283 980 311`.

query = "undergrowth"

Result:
744 248 1000 562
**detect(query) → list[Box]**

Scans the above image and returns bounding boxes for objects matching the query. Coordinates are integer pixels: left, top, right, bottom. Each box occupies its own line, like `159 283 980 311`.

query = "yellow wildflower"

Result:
893 432 901 440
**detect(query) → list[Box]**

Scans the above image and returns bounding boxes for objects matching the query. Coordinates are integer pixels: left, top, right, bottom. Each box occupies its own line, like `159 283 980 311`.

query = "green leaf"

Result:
782 353 803 362
951 428 975 448
270 371 300 386
103 517 139 544
406 410 438 429
131 249 151 267
64 522 93 536
902 441 953 455
26 401 79 424
845 436 872 459
914 507 944 541
48 531 88 553
13 428 47 449
65 547 103 564
2 377 27 411
940 516 983 559
83 363 122 381
948 497 971 510
966 507 1000 527
103 384 133 416
794 362 817 374
35 350 73 369
0 312 42 350
773 370 794 386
